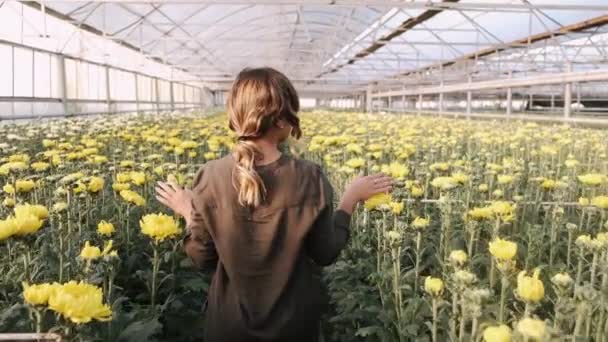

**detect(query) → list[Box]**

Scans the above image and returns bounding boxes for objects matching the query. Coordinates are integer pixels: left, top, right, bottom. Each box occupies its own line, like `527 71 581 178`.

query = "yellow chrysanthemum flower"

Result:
467 207 493 221
116 172 131 183
449 250 468 267
80 241 102 260
129 171 146 186
119 190 145 206
112 182 130 192
15 180 36 193
345 158 365 169
551 272 573 289
11 214 44 236
577 173 605 186
412 216 430 230
381 162 409 179
483 324 511 342
97 221 115 236
389 201 404 215
410 185 424 198
140 213 181 242
88 176 105 193
424 277 444 297
517 269 545 303
363 193 392 211
14 204 49 220
515 318 547 341
30 162 50 172
22 282 60 306
431 176 458 190
0 219 18 241
47 281 112 324
3 197 15 208
3 184 15 194
497 174 514 185
488 238 517 261
591 196 608 209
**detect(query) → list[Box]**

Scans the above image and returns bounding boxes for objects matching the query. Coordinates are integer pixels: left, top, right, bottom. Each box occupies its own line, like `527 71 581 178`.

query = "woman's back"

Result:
185 154 350 341
156 67 392 342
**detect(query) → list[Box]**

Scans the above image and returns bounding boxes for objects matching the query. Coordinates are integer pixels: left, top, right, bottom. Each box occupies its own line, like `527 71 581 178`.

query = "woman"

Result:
155 67 393 342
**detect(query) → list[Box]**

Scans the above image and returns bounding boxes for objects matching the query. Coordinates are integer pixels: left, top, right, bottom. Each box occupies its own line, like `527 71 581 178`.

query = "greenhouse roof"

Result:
9 1 608 96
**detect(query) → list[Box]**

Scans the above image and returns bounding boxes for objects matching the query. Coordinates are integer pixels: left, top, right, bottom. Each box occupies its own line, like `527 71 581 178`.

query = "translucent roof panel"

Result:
5 1 608 96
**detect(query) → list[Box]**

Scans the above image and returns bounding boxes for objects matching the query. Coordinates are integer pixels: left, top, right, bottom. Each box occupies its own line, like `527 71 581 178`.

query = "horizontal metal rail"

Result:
374 108 608 127
0 106 204 121
372 70 608 98
0 333 62 341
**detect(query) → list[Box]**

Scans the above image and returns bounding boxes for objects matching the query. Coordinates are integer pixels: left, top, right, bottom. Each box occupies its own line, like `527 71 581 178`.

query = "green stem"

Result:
432 298 438 342
151 244 159 308
575 249 584 292
470 318 478 340
414 231 421 293
567 230 573 269
499 275 508 323
590 252 598 286
451 292 458 340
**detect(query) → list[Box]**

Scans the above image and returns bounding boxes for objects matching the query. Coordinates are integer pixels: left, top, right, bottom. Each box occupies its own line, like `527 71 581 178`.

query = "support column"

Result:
466 75 472 119
402 94 406 112
506 88 512 116
418 94 423 116
366 84 373 113
58 55 69 116
529 93 534 109
438 91 444 113
105 66 112 114
576 82 581 114
506 72 512 117
134 73 140 113
169 81 175 112
550 94 555 113
154 78 160 114
388 96 392 111
564 63 572 118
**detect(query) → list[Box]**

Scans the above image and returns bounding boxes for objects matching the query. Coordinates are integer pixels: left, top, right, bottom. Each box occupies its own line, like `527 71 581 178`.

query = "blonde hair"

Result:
227 67 301 207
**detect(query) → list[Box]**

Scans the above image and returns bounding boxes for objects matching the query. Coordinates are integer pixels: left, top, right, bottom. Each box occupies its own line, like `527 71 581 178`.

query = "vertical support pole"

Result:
366 84 373 113
418 94 423 116
105 65 111 114
506 88 512 116
134 73 140 113
439 64 444 113
550 94 555 113
576 82 581 115
169 81 175 112
155 78 161 114
388 96 392 112
466 75 472 117
564 62 572 119
58 55 69 116
506 71 512 117
402 94 406 112
529 93 534 110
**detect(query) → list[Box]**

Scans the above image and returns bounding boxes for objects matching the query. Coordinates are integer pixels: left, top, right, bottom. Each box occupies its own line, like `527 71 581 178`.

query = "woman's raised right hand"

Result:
345 173 394 203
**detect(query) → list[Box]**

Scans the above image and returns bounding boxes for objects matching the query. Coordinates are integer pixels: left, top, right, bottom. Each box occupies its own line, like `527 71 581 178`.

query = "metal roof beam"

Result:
312 0 459 82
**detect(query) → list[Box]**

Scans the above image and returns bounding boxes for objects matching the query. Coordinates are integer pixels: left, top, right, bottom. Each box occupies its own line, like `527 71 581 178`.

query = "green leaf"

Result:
355 325 381 337
117 316 162 342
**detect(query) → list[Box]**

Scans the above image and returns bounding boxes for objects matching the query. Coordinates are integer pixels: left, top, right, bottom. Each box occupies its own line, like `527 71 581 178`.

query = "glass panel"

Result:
13 47 33 97
0 44 12 96
34 51 51 98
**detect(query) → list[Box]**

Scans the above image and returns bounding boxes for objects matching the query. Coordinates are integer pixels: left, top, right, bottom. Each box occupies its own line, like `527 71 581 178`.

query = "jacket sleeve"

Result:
305 167 351 266
183 166 219 272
